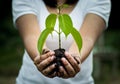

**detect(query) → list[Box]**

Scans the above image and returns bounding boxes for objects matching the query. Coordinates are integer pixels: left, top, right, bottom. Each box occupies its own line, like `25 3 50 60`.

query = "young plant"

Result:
37 4 82 73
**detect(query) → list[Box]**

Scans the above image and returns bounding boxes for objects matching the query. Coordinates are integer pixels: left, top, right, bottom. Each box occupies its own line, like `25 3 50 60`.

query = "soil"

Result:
48 48 66 75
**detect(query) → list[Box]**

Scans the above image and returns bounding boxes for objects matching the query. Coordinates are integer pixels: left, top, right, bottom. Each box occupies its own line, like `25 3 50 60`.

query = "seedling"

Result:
37 4 82 74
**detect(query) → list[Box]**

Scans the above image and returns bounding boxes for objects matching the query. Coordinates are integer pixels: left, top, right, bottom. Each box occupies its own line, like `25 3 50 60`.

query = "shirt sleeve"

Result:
12 0 38 27
84 0 111 28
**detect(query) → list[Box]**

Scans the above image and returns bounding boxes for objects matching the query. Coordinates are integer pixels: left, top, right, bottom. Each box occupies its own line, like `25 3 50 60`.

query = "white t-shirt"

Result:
12 0 111 84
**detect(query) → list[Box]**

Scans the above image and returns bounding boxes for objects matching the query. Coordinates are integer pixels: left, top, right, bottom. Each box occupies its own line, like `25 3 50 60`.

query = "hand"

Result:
34 49 57 78
57 52 81 78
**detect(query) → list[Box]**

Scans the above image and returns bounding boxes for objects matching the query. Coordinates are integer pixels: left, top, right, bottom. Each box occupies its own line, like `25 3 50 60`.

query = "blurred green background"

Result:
0 0 120 84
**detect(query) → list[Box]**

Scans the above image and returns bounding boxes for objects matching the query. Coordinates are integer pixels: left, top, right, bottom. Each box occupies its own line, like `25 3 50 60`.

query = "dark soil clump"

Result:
48 48 66 75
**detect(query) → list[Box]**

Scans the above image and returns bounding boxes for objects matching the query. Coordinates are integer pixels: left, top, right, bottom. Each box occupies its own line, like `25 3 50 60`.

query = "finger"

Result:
42 64 56 76
42 48 50 54
73 55 82 66
58 66 69 79
65 52 80 73
61 57 75 77
41 51 55 61
73 56 80 64
48 71 57 78
34 51 54 65
34 51 55 65
34 55 40 65
37 56 55 71
57 66 64 77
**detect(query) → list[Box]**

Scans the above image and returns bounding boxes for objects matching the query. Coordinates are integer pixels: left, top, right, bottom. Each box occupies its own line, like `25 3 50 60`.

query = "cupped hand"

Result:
34 49 57 78
57 51 81 79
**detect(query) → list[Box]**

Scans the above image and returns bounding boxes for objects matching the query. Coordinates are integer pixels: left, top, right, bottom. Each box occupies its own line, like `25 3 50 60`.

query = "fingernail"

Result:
50 51 55 55
65 52 69 56
61 57 66 62
51 56 55 60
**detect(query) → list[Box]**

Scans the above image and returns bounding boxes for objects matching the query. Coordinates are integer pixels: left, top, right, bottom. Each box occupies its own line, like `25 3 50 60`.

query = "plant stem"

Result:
58 7 61 49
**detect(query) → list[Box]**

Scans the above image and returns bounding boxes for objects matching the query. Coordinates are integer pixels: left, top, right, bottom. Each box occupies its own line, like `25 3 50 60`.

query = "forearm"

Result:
16 14 41 61
69 13 106 63
23 34 40 60
80 13 106 63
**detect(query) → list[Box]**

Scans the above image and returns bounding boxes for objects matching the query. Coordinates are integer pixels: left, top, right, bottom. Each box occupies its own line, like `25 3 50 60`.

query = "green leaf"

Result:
70 28 82 52
59 14 73 37
37 29 53 54
46 14 57 29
